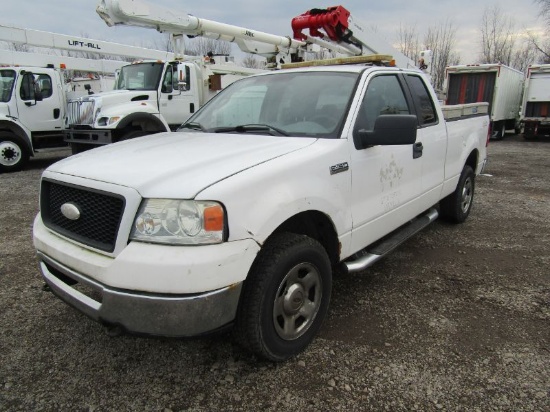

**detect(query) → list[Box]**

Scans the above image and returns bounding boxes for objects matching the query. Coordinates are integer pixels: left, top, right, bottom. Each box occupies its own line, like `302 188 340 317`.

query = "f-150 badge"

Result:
330 162 349 175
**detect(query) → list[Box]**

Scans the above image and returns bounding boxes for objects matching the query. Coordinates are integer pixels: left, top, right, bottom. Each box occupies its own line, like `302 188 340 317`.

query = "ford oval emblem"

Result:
60 202 81 220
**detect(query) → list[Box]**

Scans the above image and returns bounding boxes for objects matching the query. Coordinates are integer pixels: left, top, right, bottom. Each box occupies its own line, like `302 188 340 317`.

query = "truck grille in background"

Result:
67 100 95 125
40 180 125 253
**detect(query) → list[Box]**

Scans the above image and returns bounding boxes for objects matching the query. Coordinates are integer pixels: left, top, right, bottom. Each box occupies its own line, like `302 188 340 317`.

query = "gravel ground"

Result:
0 135 548 411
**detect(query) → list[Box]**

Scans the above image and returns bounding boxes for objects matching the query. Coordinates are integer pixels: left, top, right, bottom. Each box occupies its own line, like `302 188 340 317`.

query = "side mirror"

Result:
355 115 417 149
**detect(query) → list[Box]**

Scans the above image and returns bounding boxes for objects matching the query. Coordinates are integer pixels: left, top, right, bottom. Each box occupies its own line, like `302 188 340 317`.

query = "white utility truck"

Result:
444 64 524 140
34 50 489 360
0 24 175 172
519 64 550 139
63 0 418 153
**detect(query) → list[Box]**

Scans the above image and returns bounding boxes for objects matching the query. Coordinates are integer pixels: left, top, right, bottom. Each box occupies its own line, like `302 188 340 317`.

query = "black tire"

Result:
0 131 30 173
491 121 505 140
234 232 332 361
440 165 475 223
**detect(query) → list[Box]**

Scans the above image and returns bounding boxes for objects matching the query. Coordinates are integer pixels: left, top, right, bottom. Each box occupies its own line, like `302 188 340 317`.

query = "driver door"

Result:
348 72 424 252
15 70 64 132
158 64 200 128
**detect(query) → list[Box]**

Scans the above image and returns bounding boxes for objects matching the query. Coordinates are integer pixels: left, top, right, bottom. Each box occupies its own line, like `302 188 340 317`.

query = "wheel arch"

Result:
269 210 341 267
0 120 33 154
115 112 169 133
465 149 479 174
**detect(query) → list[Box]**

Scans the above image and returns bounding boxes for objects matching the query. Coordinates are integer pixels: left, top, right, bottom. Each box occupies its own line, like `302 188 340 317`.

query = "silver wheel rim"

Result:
273 262 322 340
0 141 22 167
461 176 473 214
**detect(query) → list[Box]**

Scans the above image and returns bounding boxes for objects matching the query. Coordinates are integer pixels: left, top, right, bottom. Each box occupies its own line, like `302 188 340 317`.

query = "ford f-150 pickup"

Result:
33 64 489 361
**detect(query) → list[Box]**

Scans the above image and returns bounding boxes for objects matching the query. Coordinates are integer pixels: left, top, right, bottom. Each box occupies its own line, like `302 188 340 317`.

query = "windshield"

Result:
115 62 164 91
0 70 16 103
182 71 359 138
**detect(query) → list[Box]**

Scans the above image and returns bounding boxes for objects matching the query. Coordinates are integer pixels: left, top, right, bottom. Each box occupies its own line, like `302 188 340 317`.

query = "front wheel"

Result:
440 165 475 223
0 132 30 173
234 233 332 361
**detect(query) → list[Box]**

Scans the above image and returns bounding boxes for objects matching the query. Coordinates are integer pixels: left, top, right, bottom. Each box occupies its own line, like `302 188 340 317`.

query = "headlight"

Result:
130 199 225 245
97 116 121 126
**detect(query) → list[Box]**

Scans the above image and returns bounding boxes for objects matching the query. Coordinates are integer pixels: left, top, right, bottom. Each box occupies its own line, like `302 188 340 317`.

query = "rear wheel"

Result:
440 165 475 223
491 121 506 140
234 233 332 361
0 132 30 173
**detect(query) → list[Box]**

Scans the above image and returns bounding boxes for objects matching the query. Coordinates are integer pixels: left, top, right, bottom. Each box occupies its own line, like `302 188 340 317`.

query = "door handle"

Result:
413 142 423 159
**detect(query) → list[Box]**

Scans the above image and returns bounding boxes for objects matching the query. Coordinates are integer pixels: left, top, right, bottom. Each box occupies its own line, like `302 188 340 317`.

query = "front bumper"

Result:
64 128 114 145
39 252 243 337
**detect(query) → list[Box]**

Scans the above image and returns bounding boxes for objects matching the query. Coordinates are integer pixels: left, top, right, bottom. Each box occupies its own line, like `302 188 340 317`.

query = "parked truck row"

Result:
0 23 268 171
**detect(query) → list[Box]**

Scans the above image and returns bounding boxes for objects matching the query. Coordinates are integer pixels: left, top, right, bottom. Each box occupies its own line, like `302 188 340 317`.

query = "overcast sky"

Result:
0 0 545 64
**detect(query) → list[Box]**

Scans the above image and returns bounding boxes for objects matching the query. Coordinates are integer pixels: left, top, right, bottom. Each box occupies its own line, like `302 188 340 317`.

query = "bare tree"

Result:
479 5 517 65
242 54 264 69
534 0 550 25
185 38 232 57
423 19 459 92
397 23 420 62
530 0 550 61
6 42 31 52
512 36 544 70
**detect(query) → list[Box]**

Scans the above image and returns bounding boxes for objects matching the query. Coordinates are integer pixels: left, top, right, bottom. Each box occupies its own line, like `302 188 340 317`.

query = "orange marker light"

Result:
204 205 224 232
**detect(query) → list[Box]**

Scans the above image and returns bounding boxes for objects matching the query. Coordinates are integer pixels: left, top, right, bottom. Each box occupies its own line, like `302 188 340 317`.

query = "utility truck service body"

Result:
520 64 550 139
444 64 523 140
34 64 489 361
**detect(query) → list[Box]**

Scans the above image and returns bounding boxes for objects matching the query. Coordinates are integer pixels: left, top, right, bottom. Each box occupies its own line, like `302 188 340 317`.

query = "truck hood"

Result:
47 132 316 198
73 89 156 107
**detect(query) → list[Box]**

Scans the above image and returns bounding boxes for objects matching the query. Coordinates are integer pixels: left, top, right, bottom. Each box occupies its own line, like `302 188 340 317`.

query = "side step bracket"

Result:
343 208 439 274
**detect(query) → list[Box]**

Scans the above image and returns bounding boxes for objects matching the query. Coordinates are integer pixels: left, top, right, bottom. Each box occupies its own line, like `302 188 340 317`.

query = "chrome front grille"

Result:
67 99 95 126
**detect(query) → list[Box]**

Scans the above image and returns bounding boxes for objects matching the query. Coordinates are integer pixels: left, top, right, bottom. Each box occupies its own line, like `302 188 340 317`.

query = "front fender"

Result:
96 101 169 132
197 139 353 255
0 116 33 153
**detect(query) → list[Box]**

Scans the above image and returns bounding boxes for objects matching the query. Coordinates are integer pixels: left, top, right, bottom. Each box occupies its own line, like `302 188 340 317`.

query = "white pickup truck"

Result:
33 64 489 361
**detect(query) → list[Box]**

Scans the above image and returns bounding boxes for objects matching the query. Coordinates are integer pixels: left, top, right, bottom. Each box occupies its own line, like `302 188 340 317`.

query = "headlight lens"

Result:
131 199 225 245
97 116 121 126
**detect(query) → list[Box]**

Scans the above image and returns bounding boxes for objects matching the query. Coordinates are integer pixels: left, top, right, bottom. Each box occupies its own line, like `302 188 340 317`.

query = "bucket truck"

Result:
63 0 421 154
0 24 177 172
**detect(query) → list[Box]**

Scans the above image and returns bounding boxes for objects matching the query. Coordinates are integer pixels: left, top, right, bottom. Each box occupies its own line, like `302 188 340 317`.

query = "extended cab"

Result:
33 65 489 361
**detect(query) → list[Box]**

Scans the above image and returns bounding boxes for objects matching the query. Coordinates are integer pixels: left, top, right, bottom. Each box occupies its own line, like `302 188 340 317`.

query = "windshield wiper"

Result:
210 124 289 136
178 122 207 132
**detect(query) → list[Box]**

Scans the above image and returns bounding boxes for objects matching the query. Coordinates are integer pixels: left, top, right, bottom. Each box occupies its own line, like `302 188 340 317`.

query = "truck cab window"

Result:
36 75 53 99
0 69 16 102
162 67 174 93
355 74 410 133
406 75 437 125
20 72 36 101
